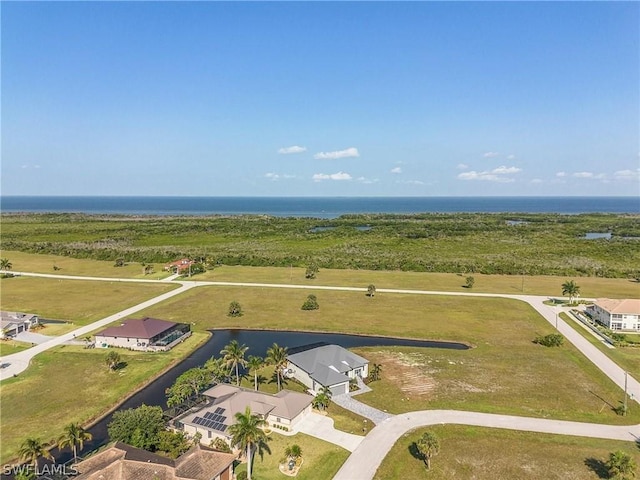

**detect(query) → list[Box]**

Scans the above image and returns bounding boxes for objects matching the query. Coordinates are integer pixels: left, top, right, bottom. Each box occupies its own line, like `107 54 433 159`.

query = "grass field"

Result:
0 332 209 465
137 286 639 424
0 276 176 325
234 432 350 480
1 250 171 279
374 425 640 480
0 340 30 356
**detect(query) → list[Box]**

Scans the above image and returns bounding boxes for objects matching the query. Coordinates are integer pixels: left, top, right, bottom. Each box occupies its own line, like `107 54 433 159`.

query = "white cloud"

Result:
314 147 360 160
530 178 543 184
312 171 353 182
265 172 279 180
483 152 500 158
507 154 516 160
491 166 521 174
458 171 513 182
456 163 469 170
356 177 379 184
613 169 640 180
278 145 306 154
573 171 593 178
390 167 402 174
556 171 566 177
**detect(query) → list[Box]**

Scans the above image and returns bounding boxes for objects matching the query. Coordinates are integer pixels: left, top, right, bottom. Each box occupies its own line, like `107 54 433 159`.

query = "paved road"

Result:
0 281 195 381
333 410 640 480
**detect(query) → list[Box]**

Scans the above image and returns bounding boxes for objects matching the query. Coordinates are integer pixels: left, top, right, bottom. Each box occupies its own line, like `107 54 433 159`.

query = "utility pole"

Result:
624 371 628 415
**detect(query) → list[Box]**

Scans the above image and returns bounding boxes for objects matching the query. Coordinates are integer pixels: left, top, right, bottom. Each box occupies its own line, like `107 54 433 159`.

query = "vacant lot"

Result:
0 276 176 325
375 425 640 480
0 332 208 464
138 286 639 424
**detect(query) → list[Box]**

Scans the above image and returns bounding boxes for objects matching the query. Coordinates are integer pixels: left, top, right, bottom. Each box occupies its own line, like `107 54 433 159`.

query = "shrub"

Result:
533 333 564 347
465 276 475 288
301 294 319 310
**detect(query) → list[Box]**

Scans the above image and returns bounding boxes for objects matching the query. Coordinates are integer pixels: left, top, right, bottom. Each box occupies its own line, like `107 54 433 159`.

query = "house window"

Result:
208 431 212 438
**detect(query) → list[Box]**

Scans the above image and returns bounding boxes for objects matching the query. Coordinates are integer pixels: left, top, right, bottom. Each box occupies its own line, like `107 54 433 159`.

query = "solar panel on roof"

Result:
215 407 225 414
192 417 205 426
203 412 216 420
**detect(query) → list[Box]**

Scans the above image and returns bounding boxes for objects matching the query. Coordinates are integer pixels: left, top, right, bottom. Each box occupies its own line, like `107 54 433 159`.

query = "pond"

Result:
583 232 612 240
54 329 468 464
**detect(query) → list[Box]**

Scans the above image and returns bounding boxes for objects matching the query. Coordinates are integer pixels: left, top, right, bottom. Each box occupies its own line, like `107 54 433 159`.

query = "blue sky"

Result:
2 1 638 196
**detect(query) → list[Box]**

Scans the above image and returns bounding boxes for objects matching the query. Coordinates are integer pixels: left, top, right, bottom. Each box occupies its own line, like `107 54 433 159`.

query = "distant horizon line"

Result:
1 194 637 198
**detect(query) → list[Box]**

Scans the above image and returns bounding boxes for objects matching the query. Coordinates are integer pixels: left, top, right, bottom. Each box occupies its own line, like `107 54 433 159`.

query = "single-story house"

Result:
177 384 313 447
0 311 39 339
587 298 640 332
164 258 195 274
286 344 369 396
95 317 191 352
74 441 235 480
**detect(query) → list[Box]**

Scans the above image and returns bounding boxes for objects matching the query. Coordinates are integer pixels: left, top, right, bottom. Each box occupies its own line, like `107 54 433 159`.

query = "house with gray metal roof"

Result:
286 344 369 396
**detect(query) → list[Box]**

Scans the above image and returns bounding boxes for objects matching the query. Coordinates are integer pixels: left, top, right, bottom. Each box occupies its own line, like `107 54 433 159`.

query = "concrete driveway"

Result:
14 331 55 344
295 412 364 452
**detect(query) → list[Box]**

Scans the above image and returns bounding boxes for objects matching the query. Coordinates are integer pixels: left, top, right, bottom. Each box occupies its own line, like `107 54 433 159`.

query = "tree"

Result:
301 294 319 310
114 258 125 267
166 367 210 407
312 386 332 411
284 444 302 463
205 356 228 384
561 280 580 304
210 437 232 453
465 276 475 289
228 407 270 480
220 340 248 386
157 430 190 459
57 422 92 464
369 363 382 381
107 404 165 451
533 333 564 347
416 431 440 469
607 450 637 480
105 350 121 371
18 437 54 470
0 258 13 271
228 301 243 317
367 284 376 297
247 356 264 391
305 264 318 279
266 343 288 391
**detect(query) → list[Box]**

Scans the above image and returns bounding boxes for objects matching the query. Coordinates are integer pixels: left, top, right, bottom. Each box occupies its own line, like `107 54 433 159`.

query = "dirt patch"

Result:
374 351 437 397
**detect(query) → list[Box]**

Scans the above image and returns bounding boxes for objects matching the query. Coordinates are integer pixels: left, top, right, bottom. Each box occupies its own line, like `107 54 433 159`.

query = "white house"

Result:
587 299 640 332
95 317 191 351
286 344 369 396
177 384 313 447
0 311 39 339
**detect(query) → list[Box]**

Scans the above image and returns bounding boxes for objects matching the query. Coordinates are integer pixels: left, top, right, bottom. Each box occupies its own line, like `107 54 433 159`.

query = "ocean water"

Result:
1 196 638 218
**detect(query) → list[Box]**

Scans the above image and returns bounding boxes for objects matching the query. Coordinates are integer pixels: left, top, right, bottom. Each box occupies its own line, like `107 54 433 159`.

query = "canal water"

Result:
54 329 468 464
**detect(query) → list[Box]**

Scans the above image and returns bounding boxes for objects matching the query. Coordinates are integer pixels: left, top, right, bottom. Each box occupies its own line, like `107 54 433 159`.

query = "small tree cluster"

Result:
533 333 564 347
606 450 637 479
301 294 319 310
210 437 232 453
465 276 475 288
228 301 243 317
305 264 319 279
367 284 376 297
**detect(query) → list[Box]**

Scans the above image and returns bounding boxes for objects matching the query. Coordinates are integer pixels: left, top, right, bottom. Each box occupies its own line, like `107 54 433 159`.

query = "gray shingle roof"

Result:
287 344 368 387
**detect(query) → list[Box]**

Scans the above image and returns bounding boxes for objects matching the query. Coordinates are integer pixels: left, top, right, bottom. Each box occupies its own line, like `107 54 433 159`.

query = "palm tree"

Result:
247 356 264 391
312 386 332 411
18 437 53 470
370 363 382 381
57 423 92 464
220 340 248 386
561 280 580 305
607 450 637 480
416 431 440 469
205 356 227 383
266 343 288 391
105 350 121 371
284 444 302 463
228 407 269 480
0 258 12 271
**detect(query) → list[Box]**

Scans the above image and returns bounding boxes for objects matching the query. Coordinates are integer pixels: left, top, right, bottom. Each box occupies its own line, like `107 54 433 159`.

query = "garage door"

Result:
329 383 348 396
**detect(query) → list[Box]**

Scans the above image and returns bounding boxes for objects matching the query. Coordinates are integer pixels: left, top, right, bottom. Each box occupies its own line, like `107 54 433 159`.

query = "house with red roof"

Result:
164 258 195 274
95 317 191 351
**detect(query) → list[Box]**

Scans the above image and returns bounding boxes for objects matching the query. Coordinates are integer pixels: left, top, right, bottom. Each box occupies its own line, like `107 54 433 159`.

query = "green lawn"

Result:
0 332 209 465
0 276 176 325
375 425 640 480
1 250 171 279
139 286 639 424
0 340 31 356
234 432 350 480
